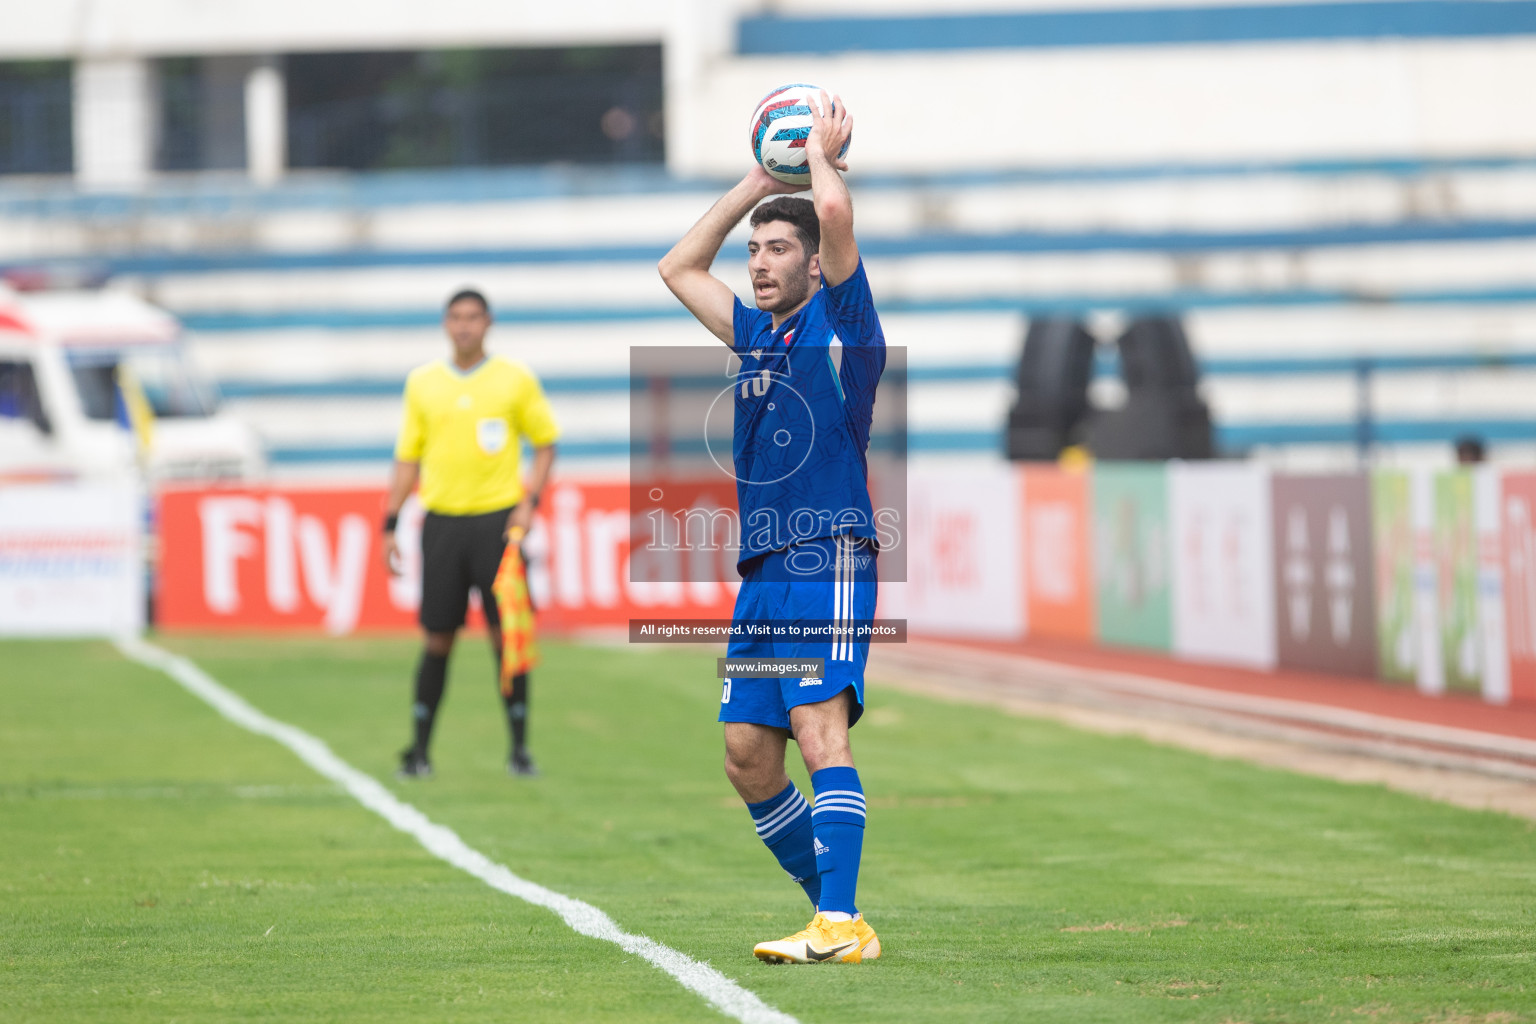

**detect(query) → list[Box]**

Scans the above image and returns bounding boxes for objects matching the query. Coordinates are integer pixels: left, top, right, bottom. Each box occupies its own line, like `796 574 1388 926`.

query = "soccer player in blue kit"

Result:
659 91 886 964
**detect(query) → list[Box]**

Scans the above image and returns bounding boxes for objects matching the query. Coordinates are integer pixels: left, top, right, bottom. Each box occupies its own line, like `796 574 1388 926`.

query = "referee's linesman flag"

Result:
494 536 538 693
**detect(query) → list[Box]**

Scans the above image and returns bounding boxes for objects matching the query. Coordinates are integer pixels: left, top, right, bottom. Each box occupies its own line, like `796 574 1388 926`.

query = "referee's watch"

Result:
382 512 399 534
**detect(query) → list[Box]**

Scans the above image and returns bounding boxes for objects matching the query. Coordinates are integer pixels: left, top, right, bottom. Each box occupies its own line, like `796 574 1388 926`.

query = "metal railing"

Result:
220 350 1536 463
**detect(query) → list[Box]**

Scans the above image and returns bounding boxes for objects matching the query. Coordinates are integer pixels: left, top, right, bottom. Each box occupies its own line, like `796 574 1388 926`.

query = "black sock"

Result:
411 651 449 755
503 673 529 754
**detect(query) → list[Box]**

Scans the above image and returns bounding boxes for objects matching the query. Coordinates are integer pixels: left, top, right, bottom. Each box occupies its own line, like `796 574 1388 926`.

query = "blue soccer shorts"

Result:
720 534 877 731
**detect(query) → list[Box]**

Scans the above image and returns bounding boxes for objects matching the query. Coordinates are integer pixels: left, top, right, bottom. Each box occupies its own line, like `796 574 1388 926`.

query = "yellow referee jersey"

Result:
394 356 561 515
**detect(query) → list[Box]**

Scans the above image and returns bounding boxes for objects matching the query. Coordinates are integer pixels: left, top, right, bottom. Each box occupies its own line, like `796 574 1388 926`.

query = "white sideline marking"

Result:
114 636 797 1024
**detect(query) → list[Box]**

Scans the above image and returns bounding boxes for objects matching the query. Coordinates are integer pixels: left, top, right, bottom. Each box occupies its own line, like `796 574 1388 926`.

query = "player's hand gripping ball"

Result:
749 84 851 185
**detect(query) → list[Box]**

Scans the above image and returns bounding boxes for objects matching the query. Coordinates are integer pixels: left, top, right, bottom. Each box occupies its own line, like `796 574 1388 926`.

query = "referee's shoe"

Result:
397 747 433 779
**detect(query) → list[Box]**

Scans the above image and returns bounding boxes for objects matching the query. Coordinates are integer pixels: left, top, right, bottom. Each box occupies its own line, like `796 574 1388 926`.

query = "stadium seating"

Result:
5 155 1536 479
5 0 1536 476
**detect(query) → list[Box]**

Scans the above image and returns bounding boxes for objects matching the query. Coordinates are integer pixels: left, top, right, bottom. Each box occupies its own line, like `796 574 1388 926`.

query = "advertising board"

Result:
0 482 144 636
1270 474 1377 677
1170 462 1276 669
1092 462 1171 650
1022 466 1094 642
887 466 1023 640
156 480 739 633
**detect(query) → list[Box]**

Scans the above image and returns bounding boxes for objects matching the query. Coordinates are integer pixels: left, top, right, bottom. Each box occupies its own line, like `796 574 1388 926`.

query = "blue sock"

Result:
811 766 866 916
745 783 820 908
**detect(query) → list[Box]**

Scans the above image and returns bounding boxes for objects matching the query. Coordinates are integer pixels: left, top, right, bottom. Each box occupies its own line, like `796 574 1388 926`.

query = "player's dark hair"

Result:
750 197 820 257
446 288 490 314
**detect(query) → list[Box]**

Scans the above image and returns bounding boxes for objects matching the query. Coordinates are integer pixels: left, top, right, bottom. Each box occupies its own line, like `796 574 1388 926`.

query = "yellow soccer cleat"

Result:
754 913 866 964
853 913 881 960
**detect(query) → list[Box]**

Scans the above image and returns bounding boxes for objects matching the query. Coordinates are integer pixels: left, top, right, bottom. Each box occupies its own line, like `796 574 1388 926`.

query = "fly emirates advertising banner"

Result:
156 482 738 633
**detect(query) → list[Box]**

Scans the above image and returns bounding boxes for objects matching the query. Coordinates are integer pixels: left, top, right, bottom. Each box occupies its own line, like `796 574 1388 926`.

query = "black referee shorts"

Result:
419 506 514 633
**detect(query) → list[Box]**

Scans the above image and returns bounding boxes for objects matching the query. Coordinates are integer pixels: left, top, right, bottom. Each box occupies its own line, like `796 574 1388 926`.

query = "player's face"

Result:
747 222 820 316
444 299 490 358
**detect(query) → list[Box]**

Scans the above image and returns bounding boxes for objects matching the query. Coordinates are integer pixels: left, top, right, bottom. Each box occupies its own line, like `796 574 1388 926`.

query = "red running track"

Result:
955 637 1536 743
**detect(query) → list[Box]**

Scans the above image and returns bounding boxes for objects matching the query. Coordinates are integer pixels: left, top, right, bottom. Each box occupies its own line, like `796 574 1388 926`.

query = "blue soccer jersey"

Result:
730 258 886 568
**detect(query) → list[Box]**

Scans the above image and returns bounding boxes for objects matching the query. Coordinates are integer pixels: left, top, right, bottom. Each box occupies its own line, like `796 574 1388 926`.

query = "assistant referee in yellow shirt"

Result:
383 288 559 779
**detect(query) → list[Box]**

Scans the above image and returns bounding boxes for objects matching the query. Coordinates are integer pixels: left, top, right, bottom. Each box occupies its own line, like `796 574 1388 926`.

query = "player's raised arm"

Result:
805 91 858 288
659 167 799 345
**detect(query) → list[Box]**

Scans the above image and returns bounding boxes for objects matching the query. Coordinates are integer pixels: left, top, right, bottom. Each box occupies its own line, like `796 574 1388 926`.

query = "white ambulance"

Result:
0 284 264 483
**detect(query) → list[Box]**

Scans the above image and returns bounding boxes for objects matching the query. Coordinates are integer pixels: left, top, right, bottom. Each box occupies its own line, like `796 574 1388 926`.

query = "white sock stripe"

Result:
756 811 807 842
751 789 807 824
753 803 806 837
113 637 798 1024
813 790 866 804
811 800 867 816
812 798 867 811
753 792 809 833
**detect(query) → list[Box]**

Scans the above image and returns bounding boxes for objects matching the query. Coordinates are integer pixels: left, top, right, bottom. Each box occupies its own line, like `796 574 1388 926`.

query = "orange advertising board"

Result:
156 480 738 633
1021 466 1094 641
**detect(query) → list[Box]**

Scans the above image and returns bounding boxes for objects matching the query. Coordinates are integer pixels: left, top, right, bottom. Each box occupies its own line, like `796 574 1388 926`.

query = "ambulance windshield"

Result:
67 345 221 420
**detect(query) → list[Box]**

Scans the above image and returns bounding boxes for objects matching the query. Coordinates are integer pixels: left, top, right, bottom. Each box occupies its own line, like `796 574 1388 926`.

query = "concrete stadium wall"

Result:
679 38 1536 177
5 1 1534 183
0 0 673 56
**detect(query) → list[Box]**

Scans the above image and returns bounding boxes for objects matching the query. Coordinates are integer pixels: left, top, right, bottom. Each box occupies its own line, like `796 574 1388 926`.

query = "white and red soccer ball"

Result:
748 84 852 185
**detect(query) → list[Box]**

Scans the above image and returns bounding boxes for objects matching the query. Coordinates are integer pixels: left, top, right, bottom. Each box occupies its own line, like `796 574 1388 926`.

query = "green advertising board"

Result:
1435 470 1482 694
1370 471 1417 684
1092 463 1171 650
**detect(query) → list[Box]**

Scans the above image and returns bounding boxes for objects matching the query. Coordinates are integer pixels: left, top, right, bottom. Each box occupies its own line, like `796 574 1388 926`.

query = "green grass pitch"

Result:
2 634 1534 1022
